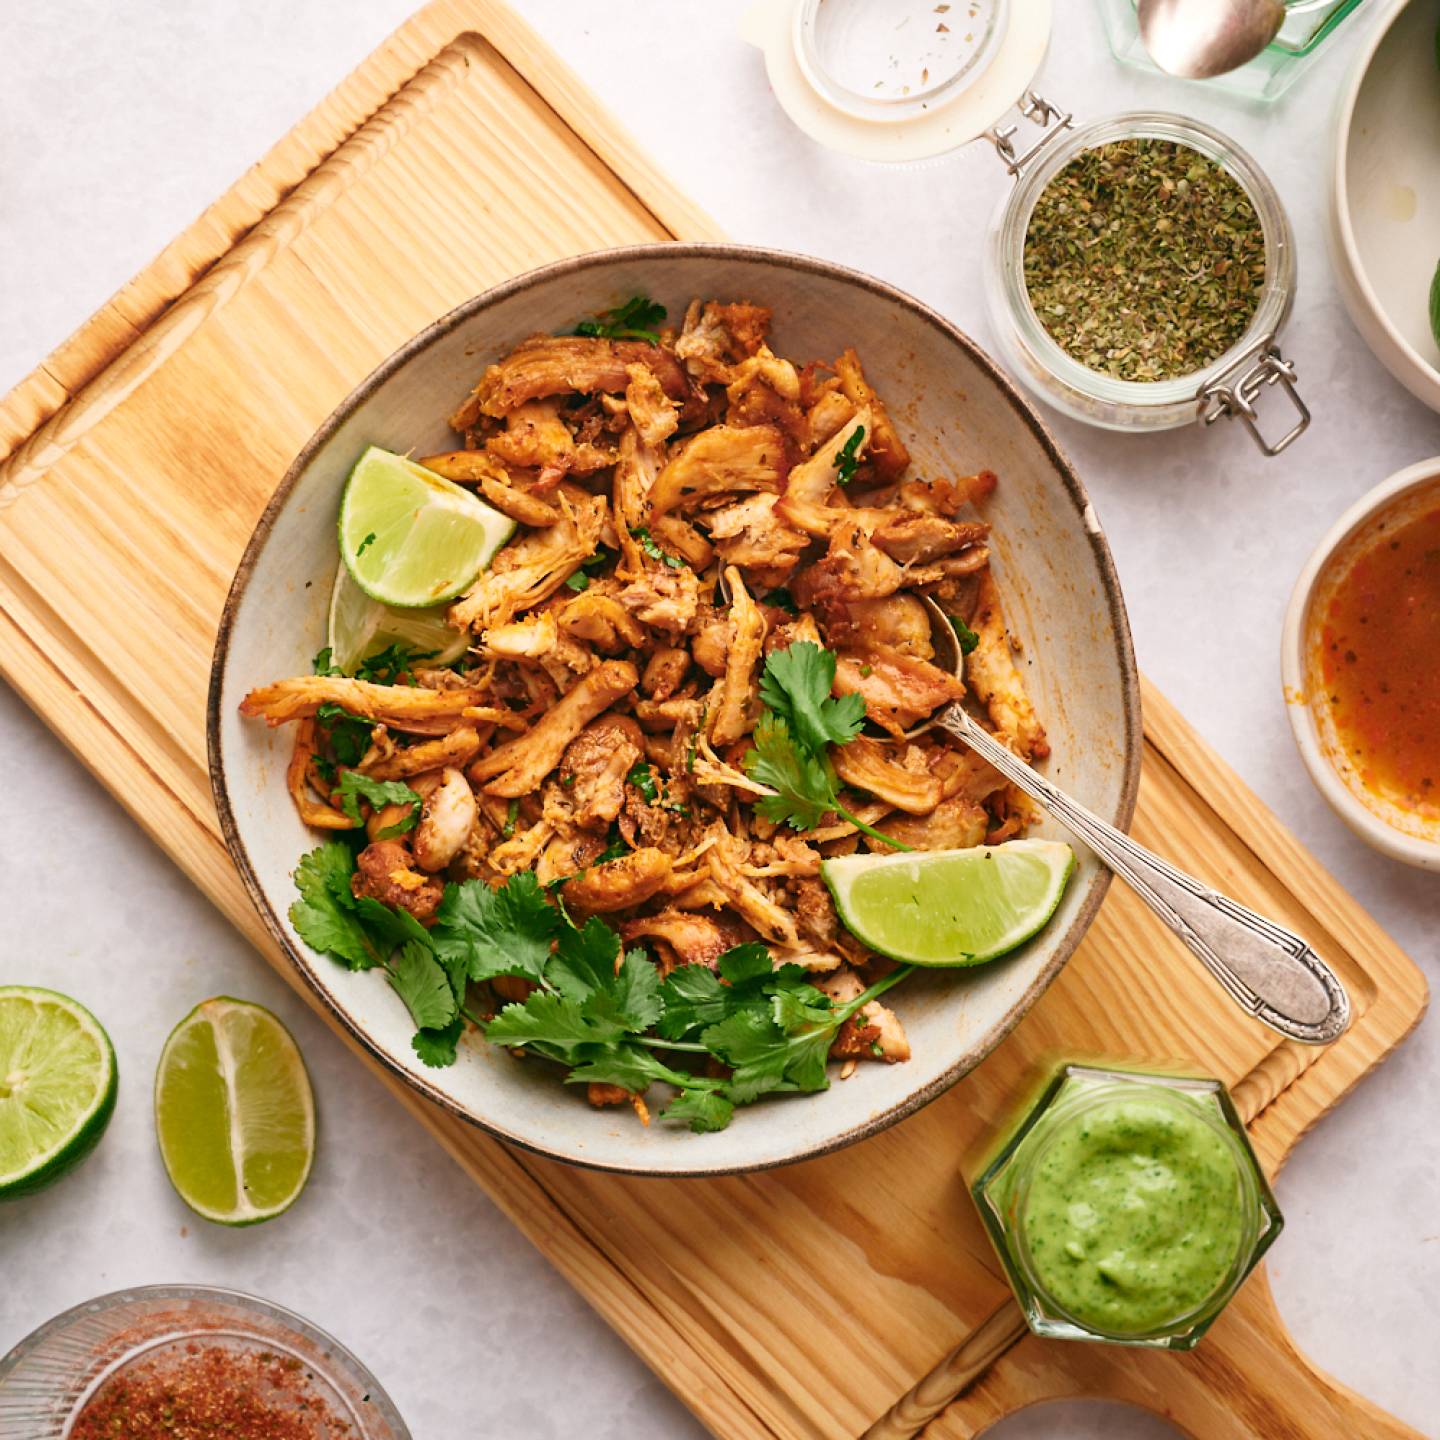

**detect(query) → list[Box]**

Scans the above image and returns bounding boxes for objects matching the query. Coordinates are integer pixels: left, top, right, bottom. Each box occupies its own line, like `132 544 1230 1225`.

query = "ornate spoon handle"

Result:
935 705 1350 1044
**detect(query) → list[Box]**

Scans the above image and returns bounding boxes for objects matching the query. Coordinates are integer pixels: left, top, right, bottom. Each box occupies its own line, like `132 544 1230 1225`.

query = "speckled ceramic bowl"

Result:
208 244 1141 1177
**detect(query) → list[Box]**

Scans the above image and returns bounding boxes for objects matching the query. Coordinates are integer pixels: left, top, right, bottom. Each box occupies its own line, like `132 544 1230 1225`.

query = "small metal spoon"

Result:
1136 0 1286 79
907 595 1349 1044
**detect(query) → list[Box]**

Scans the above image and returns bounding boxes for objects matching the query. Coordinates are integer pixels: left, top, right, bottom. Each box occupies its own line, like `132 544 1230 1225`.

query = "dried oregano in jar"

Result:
1022 138 1266 383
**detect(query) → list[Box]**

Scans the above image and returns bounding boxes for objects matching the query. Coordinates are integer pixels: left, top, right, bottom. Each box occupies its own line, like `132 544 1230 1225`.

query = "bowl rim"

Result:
206 240 1142 1176
1281 455 1440 871
1329 0 1440 406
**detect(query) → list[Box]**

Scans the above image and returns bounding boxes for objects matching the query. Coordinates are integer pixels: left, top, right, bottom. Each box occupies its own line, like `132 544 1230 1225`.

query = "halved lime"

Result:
154 998 315 1226
822 840 1076 967
327 561 470 673
0 987 117 1199
338 445 515 608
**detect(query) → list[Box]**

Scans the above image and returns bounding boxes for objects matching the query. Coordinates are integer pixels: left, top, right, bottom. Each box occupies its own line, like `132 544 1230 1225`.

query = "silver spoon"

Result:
905 595 1348 1044
1136 0 1286 79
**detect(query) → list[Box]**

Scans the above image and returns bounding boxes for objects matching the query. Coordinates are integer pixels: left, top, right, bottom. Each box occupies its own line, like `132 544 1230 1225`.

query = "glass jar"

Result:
0 1286 410 1440
743 0 1312 454
1095 0 1370 102
983 111 1305 450
972 1063 1282 1349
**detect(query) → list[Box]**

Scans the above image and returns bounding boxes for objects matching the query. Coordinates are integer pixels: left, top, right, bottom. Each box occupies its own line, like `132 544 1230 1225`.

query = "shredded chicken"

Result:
243 295 1053 1109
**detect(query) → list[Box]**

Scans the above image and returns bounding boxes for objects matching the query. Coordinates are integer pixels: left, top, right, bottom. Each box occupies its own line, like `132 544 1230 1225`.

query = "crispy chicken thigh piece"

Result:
411 768 478 873
834 348 910 482
831 736 945 814
791 522 910 611
455 335 689 422
704 494 810 591
560 715 644 832
242 678 492 735
482 399 613 476
709 567 767 746
965 570 1050 760
471 659 639 797
649 424 787 516
832 647 965 737
561 847 673 913
674 299 772 384
775 409 870 538
449 491 605 631
867 796 989 852
825 595 933 660
619 910 741 972
623 362 680 448
706 831 798 946
361 726 482 781
617 565 700 638
351 840 444 920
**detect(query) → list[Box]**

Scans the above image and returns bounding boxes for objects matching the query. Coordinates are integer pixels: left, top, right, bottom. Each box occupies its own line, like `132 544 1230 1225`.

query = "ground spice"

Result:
1023 137 1266 383
70 1341 351 1439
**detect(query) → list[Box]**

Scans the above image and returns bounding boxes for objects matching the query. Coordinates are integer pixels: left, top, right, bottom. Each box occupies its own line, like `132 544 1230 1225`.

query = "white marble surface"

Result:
2 2 1438 1436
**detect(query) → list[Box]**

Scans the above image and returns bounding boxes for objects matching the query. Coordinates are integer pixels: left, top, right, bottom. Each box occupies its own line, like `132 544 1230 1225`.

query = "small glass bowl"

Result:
984 112 1297 437
0 1286 411 1440
972 1063 1283 1349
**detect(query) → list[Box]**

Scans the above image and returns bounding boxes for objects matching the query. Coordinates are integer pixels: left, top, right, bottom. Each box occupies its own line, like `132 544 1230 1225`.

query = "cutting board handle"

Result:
863 1278 1426 1439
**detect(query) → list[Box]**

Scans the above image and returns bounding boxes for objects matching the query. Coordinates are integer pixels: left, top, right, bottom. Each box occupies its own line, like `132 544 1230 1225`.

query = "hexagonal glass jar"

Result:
972 1063 1282 1350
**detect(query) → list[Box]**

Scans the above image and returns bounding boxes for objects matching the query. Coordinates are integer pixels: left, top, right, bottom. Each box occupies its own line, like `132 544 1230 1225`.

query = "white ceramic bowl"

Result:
1329 0 1440 413
1282 456 1440 870
209 244 1140 1176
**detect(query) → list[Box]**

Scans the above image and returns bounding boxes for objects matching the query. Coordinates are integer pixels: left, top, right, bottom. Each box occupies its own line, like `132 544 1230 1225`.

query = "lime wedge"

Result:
327 561 470 673
822 839 1076 967
338 445 515 608
0 987 117 1199
154 998 314 1226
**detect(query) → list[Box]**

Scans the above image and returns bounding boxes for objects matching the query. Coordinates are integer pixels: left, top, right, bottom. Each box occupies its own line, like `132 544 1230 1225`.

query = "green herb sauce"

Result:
1019 1092 1246 1336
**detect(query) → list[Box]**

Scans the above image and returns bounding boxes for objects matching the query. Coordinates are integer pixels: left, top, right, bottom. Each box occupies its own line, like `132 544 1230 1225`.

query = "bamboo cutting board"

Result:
0 5 1428 1436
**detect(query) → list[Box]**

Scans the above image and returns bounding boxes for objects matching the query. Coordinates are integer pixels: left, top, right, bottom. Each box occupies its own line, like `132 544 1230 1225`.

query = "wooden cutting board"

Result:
0 4 1427 1435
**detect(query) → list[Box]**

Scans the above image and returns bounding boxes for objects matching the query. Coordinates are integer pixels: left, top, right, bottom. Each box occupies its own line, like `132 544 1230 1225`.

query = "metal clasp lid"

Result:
1198 333 1310 457
984 90 1073 178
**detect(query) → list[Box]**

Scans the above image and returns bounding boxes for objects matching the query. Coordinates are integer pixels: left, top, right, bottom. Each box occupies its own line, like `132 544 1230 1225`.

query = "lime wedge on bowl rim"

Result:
154 998 315 1226
328 561 470 673
822 840 1077 967
339 445 515 608
0 986 117 1199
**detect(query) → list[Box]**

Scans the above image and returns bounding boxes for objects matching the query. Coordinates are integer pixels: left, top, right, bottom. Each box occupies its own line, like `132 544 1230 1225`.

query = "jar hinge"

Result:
1198 336 1309 456
984 91 1074 178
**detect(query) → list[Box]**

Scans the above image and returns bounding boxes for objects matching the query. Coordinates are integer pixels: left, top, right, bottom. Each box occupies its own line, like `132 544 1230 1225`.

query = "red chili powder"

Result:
70 1341 352 1439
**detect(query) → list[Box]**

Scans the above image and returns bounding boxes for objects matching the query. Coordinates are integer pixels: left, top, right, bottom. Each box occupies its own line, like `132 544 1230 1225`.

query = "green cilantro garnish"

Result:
356 531 378 557
564 570 591 593
563 547 614 593
332 772 422 837
501 798 520 839
627 761 661 805
948 613 981 656
834 425 866 485
290 848 913 1123
633 527 687 570
571 295 667 344
743 642 910 851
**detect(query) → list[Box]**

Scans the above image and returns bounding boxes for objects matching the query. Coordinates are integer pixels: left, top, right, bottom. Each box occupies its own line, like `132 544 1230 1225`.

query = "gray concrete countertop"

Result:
1 3 1436 1436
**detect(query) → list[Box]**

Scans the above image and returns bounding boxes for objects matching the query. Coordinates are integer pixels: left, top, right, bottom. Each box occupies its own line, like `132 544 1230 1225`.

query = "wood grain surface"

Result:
0 5 1427 1437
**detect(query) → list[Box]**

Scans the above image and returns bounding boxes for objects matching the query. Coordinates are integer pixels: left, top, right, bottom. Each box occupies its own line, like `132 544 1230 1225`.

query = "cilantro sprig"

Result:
742 642 911 851
948 613 981 656
332 772 422 837
633 527 687 570
289 851 911 1127
834 425 866 485
571 295 667 344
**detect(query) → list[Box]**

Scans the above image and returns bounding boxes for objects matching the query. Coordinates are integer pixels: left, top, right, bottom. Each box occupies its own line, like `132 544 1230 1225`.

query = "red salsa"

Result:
1318 501 1440 817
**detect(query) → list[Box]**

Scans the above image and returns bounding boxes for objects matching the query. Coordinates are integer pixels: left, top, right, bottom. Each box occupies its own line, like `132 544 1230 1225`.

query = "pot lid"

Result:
742 0 1053 163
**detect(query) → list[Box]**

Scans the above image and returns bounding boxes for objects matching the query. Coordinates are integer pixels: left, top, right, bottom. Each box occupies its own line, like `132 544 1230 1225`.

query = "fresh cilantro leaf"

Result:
388 940 457 1031
627 761 660 805
413 1016 465 1069
745 713 836 832
501 798 519 839
633 527 687 570
583 948 664 1033
717 943 776 985
565 1043 703 1094
356 531 377 557
564 569 591 592
354 642 433 686
702 1010 834 1103
332 772 422 834
770 979 835 1032
759 643 866 756
548 915 622 1002
315 703 372 768
353 896 432 953
596 830 630 865
572 294 667 343
289 844 380 970
948 613 981 656
834 424 866 485
661 1086 736 1133
430 872 559 985
656 964 732 1041
484 992 628 1058
312 646 344 677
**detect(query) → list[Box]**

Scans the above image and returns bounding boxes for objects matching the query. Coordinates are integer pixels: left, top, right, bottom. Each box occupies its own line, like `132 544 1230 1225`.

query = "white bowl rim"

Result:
206 240 1142 1175
1330 0 1440 404
1281 455 1440 870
